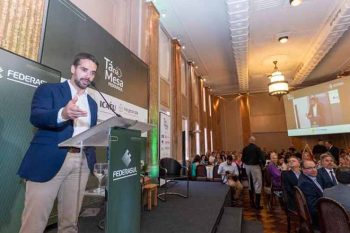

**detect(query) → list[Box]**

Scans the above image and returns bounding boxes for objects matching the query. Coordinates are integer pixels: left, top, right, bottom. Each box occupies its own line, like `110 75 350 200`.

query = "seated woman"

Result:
199 154 208 165
339 152 350 167
191 155 201 178
267 152 282 189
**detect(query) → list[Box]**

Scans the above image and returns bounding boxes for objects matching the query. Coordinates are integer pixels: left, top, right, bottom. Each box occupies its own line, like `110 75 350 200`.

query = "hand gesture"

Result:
61 96 87 120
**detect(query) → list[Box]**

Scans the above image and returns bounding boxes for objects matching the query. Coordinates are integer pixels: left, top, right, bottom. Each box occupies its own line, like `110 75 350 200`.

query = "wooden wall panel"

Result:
171 40 182 161
0 0 45 61
160 79 170 108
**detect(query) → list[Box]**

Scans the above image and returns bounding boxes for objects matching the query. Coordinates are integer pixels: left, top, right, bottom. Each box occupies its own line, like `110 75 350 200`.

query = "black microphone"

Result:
89 81 122 118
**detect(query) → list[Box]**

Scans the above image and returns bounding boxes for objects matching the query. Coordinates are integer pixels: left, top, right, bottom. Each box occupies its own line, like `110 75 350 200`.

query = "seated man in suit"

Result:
323 166 350 212
298 160 323 229
317 153 337 189
282 155 301 211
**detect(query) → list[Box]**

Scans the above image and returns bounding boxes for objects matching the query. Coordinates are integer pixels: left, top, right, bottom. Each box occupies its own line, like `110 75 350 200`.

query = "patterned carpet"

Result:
241 188 299 233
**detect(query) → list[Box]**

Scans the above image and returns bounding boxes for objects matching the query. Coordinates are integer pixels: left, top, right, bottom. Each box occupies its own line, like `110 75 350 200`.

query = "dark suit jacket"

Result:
312 144 327 156
242 143 265 166
324 184 350 212
17 81 98 182
282 170 299 211
317 167 336 190
298 173 323 227
328 146 339 162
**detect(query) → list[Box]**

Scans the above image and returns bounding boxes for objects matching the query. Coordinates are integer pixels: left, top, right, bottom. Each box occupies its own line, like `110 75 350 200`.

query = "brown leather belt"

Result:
67 147 81 153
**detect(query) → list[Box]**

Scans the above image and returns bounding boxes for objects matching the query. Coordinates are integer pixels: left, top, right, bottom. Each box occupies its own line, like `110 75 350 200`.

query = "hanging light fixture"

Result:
290 0 302 7
268 61 289 98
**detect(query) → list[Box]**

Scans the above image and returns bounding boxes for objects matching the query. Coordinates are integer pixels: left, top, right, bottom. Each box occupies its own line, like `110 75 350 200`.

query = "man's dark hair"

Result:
227 155 233 161
72 52 99 67
335 167 350 184
301 159 315 169
289 155 301 162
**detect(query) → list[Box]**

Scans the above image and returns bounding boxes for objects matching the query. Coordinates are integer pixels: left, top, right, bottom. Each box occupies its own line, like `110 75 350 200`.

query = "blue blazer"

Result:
317 167 336 189
17 81 98 182
298 173 323 227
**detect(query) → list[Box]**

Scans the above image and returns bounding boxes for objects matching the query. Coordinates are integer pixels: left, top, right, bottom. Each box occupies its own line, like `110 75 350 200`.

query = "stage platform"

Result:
141 181 230 233
45 181 243 233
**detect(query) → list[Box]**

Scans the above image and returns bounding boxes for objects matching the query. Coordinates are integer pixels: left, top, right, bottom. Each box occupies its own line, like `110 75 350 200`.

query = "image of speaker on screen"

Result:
306 95 325 127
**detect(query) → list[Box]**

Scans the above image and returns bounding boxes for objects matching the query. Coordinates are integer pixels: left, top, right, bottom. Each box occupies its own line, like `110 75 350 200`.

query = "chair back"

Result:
195 165 207 180
294 186 314 233
159 158 182 177
263 168 272 194
212 165 221 182
317 197 350 233
280 171 290 211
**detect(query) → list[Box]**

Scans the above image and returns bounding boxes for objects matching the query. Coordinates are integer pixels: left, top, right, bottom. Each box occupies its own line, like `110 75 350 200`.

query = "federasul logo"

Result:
112 149 137 181
0 67 46 87
104 57 124 92
122 149 131 167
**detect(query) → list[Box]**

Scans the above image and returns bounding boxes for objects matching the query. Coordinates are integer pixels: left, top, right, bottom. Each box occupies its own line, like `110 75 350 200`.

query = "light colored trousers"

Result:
227 180 243 199
244 164 262 194
19 152 90 233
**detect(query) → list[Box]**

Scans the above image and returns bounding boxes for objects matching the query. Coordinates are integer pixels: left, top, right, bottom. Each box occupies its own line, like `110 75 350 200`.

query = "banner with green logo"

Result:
0 48 60 233
107 128 141 233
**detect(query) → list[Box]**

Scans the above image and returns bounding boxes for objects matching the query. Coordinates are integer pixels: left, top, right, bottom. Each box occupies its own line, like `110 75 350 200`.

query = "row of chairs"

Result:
263 168 350 233
294 186 350 233
193 164 222 181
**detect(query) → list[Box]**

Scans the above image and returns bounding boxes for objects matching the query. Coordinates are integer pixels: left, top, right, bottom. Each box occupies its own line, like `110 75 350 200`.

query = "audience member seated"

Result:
278 154 289 171
235 152 247 182
208 152 216 165
302 151 314 162
191 155 201 178
339 153 350 167
323 166 350 212
298 160 323 229
281 155 301 211
200 154 208 165
317 153 337 189
267 152 282 190
218 155 243 205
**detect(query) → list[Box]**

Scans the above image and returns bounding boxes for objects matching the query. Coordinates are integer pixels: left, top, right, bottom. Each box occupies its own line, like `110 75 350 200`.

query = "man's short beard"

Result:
75 79 89 89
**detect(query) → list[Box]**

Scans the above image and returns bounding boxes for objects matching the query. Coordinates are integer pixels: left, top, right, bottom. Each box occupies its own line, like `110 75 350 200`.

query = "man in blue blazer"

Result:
298 159 323 229
18 53 99 233
317 153 337 189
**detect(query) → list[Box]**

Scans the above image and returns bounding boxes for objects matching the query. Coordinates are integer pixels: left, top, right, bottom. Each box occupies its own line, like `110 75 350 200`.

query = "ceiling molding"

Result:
226 0 249 92
292 0 350 85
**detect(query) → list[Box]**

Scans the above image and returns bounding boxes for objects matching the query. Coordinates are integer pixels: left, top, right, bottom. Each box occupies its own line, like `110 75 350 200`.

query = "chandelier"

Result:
268 61 289 98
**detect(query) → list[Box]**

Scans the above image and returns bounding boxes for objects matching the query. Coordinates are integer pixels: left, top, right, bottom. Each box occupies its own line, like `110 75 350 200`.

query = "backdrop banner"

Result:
0 48 60 233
